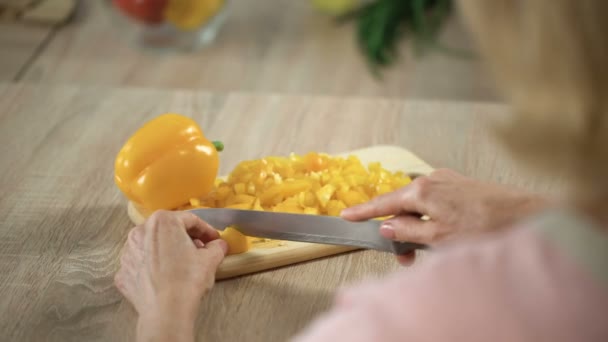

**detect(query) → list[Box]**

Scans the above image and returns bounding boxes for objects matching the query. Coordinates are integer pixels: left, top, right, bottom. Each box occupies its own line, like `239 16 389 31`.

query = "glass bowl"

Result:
104 0 228 52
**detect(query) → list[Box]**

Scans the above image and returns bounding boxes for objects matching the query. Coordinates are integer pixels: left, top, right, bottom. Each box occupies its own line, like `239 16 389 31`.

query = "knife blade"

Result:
188 208 425 255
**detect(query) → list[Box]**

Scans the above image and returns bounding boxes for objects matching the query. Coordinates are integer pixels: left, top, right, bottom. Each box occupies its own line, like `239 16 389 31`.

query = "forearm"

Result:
512 191 552 221
137 312 196 342
136 296 199 342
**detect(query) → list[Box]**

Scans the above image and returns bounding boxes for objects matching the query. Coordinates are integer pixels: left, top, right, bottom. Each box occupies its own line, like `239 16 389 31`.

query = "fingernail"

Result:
339 208 351 217
379 223 395 239
397 251 416 266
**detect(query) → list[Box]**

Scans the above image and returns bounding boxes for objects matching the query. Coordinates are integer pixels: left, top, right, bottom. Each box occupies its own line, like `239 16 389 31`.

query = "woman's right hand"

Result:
341 169 549 263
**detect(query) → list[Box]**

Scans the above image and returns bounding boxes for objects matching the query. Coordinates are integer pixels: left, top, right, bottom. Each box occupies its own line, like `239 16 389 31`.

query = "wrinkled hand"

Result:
115 210 228 341
342 169 548 264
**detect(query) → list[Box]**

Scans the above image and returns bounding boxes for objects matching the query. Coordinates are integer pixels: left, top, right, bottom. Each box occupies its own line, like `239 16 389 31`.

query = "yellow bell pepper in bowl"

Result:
108 0 228 51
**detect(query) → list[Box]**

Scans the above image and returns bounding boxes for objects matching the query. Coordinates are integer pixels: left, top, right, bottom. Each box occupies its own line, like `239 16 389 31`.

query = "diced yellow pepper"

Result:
259 181 311 205
194 151 413 254
339 190 368 207
258 185 283 205
247 182 256 195
326 200 347 217
304 207 320 215
377 183 393 195
304 152 328 172
253 198 264 211
234 183 246 195
216 183 230 196
225 194 256 206
273 205 304 214
225 202 252 210
219 227 251 255
315 184 336 208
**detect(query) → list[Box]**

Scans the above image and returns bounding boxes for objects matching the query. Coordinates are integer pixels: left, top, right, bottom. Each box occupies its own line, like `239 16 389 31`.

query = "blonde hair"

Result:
458 0 608 200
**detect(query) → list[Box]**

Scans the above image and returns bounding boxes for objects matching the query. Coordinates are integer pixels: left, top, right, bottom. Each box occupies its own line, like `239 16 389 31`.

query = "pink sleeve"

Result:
291 227 608 342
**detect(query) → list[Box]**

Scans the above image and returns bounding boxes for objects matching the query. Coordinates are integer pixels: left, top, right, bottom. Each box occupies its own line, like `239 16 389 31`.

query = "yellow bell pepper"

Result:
164 0 224 31
114 113 223 211
188 152 412 218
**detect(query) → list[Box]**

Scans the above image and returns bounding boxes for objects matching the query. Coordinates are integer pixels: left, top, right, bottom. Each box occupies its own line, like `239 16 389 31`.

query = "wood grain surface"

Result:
0 22 53 80
17 0 498 101
0 82 560 341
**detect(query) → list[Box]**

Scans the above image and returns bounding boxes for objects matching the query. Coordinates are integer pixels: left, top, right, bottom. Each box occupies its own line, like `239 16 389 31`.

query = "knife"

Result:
188 208 426 255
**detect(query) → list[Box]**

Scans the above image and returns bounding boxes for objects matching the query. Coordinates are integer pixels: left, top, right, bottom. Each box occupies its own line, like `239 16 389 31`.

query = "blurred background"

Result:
1 0 500 101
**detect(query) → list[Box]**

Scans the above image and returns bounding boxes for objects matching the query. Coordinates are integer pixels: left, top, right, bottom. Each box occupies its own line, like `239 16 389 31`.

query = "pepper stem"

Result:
212 141 224 152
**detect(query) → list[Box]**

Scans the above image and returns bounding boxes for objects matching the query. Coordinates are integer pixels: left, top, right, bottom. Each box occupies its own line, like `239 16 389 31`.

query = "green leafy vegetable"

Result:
339 0 465 75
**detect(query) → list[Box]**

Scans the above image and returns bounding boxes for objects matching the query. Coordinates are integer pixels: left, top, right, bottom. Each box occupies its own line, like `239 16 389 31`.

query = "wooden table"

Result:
2 0 498 101
0 82 556 341
0 22 54 81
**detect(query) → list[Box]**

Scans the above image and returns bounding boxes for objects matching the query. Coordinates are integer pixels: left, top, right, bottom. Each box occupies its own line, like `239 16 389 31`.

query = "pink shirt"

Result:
293 209 608 341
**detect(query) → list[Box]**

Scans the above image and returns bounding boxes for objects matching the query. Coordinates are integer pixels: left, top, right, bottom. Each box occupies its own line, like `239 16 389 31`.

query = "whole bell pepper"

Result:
115 113 223 211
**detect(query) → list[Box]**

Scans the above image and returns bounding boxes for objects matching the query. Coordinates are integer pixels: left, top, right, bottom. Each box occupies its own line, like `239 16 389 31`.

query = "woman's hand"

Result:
114 210 228 342
341 169 548 264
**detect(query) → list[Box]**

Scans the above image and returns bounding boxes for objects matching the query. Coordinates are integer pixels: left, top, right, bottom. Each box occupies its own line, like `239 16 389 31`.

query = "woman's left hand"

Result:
114 210 228 341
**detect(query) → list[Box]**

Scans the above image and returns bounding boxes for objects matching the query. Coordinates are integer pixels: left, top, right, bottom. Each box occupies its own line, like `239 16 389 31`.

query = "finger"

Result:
125 229 145 256
340 191 403 221
173 211 221 243
396 251 416 266
381 215 438 245
120 244 143 269
114 270 127 293
114 270 139 311
145 210 221 246
341 182 425 221
199 239 229 268
187 226 221 244
127 226 144 249
114 267 135 296
193 239 205 249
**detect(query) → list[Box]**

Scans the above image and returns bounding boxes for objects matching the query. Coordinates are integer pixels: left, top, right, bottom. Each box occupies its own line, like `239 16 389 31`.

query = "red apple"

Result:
112 0 169 25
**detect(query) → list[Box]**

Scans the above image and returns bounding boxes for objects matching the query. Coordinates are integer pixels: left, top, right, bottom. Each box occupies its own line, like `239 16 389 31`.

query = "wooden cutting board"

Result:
127 145 434 279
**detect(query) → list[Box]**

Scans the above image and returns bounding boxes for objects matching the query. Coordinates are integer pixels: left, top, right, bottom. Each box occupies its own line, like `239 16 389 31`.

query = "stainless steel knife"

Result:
188 208 425 255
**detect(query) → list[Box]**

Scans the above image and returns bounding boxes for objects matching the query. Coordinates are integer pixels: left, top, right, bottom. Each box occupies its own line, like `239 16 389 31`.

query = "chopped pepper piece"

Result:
191 152 412 219
220 227 252 255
